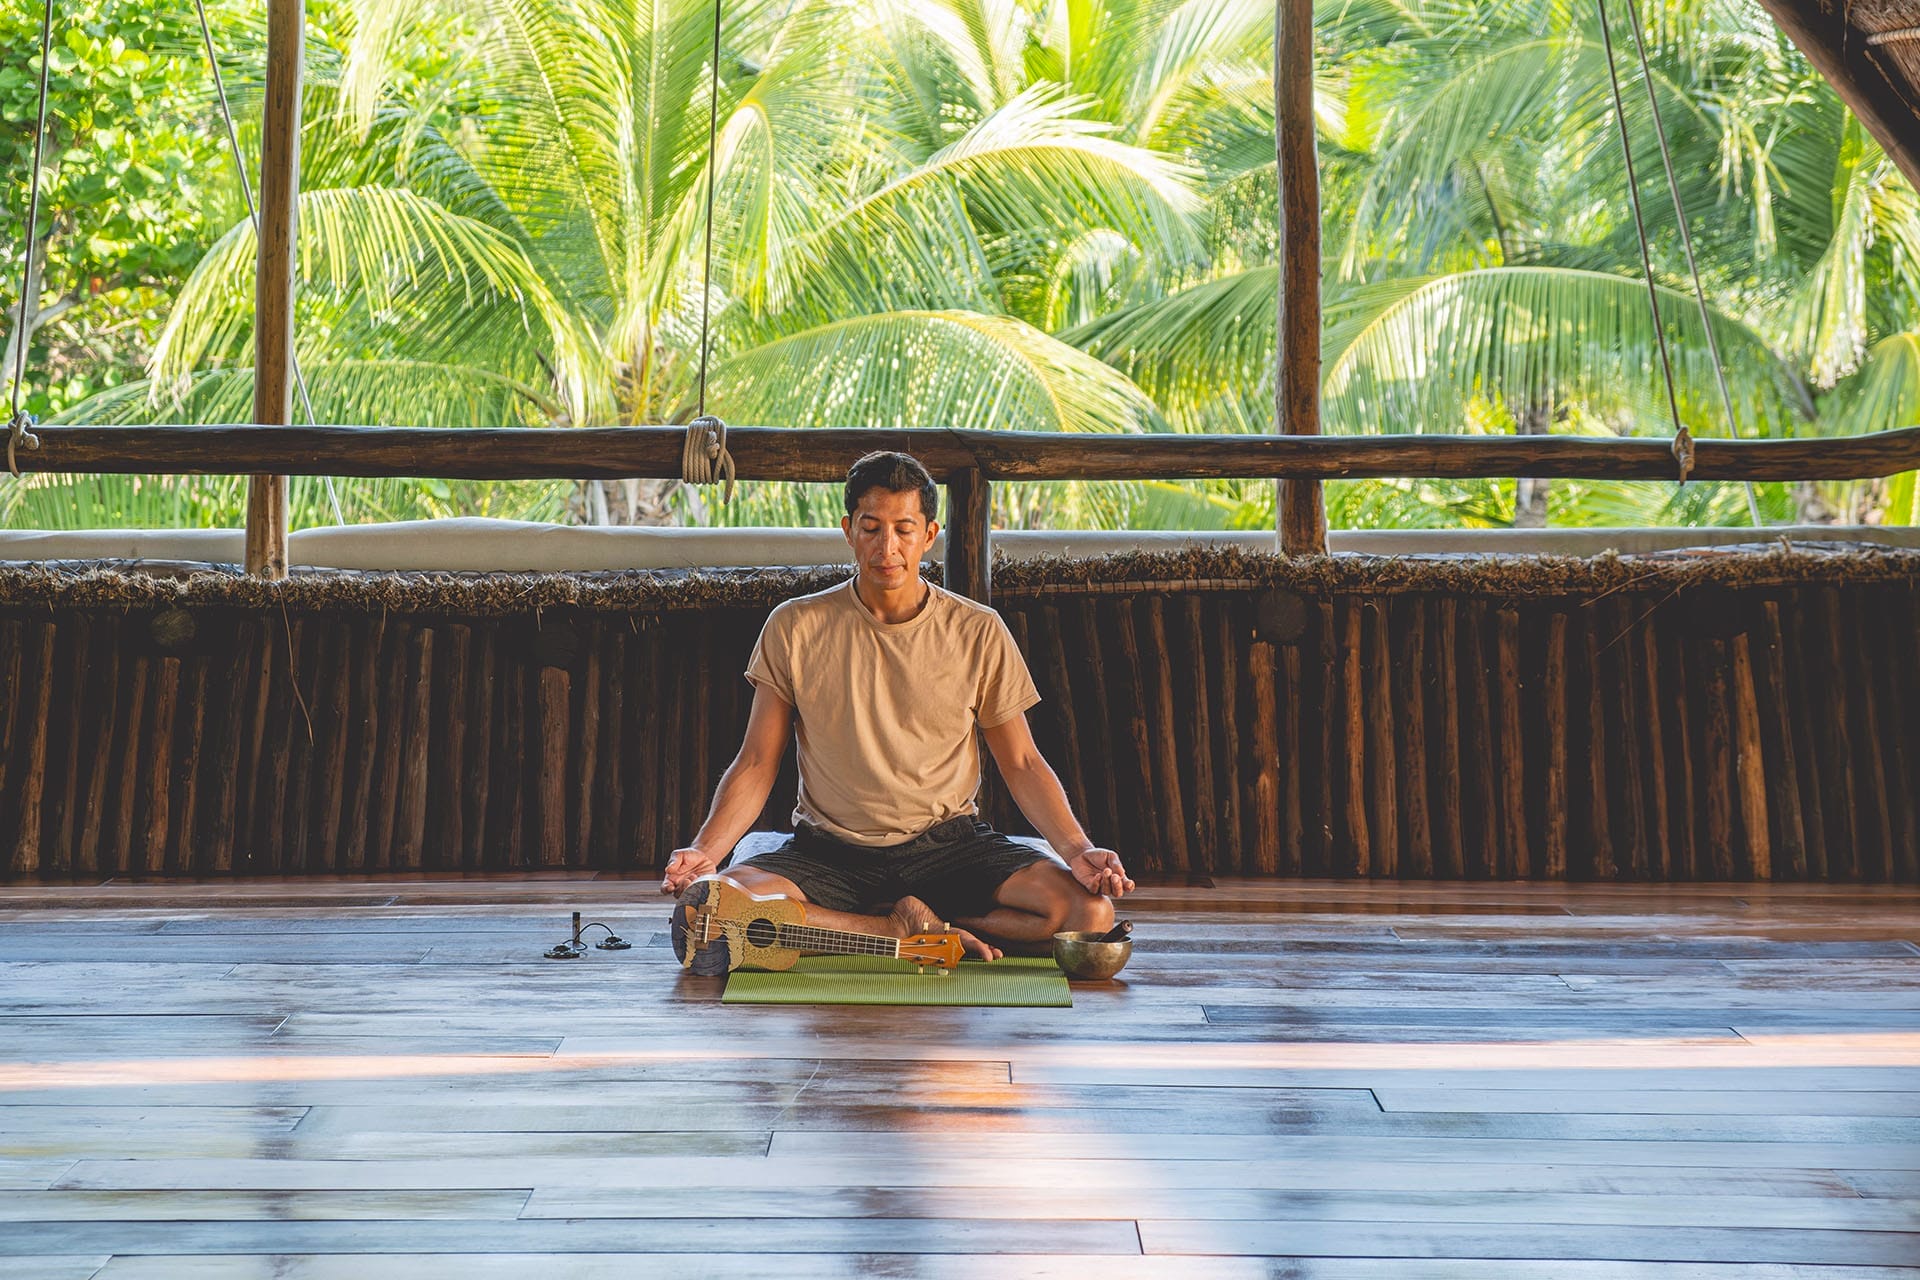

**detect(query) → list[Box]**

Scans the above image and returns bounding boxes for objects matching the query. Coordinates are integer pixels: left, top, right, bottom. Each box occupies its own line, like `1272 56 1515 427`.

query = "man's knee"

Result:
1024 869 1112 933
724 866 810 902
1060 890 1114 934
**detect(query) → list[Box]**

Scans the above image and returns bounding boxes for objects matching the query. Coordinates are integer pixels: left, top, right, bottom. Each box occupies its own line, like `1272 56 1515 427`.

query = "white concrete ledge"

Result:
0 518 1914 572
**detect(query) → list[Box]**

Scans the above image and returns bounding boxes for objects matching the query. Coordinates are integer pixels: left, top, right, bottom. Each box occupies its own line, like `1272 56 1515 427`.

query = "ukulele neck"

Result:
772 922 901 959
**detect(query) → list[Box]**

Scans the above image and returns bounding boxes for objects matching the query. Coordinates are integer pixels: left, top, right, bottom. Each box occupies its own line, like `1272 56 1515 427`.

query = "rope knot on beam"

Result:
1672 427 1696 485
681 414 736 502
6 411 40 477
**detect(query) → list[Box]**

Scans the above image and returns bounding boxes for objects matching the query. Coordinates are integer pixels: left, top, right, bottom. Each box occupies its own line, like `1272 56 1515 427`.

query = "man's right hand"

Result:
661 847 717 896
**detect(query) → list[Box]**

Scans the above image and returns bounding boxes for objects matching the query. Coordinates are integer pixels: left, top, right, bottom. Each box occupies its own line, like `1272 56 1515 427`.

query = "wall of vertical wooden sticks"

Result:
2 573 1916 881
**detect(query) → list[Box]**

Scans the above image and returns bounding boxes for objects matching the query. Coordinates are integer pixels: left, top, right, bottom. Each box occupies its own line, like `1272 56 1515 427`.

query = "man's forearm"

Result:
689 759 779 857
999 759 1095 860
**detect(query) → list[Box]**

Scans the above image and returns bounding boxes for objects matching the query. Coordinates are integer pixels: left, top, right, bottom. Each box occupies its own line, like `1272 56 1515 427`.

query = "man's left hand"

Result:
1067 847 1134 898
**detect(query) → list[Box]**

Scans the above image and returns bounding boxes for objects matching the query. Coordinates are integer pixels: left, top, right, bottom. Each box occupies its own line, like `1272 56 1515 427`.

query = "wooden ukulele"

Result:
671 873 964 975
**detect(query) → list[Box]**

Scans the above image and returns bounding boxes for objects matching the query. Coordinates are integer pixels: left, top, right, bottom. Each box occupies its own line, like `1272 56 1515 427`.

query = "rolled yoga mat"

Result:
721 954 1071 1006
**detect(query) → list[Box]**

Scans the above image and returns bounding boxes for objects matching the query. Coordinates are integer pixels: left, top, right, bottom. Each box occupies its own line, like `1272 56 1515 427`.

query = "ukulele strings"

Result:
695 911 951 958
776 924 900 956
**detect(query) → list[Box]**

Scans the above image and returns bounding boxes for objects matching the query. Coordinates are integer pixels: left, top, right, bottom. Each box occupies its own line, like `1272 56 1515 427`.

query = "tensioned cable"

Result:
696 0 722 419
680 0 735 503
5 0 54 476
1593 0 1696 488
1618 4 1763 526
192 0 345 524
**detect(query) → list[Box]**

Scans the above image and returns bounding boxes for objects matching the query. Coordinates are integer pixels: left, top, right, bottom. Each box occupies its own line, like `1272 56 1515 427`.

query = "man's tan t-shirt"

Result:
743 578 1041 846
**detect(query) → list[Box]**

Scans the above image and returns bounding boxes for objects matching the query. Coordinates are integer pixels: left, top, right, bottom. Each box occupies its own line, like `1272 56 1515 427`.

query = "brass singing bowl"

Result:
1052 931 1132 980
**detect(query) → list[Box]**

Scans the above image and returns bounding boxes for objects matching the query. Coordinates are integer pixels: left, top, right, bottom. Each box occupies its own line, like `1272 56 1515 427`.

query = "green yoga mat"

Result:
721 954 1071 1006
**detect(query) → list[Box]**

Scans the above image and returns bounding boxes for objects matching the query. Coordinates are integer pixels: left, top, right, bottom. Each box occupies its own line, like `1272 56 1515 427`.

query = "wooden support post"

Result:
247 0 303 579
1495 608 1528 878
1433 598 1465 878
1275 0 1326 555
1339 599 1369 875
945 466 991 603
1394 599 1432 877
1041 605 1089 819
141 657 181 876
397 628 435 870
1638 619 1674 880
343 615 384 872
1364 601 1398 877
1082 606 1121 844
1248 642 1281 875
1729 632 1773 881
1180 598 1217 871
10 623 55 877
1701 639 1737 881
1542 612 1569 880
1142 597 1191 872
537 665 569 868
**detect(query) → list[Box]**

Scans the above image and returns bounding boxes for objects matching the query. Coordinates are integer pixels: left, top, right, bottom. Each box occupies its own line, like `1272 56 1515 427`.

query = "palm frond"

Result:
867 0 1035 113
1065 264 1278 433
711 308 1164 433
1325 476 1514 529
1825 331 1920 435
0 472 252 531
56 362 562 428
809 84 1205 283
149 186 604 422
1071 263 1811 439
1322 266 1811 437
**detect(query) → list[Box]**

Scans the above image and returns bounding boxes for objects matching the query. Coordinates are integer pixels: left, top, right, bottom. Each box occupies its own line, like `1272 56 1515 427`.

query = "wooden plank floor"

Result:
0 877 1917 1278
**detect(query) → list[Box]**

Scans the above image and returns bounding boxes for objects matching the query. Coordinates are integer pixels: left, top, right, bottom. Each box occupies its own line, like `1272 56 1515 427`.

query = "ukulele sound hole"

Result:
745 917 778 948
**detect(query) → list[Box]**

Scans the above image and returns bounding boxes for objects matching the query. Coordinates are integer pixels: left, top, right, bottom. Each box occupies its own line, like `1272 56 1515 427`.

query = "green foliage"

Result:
1 0 228 419
9 0 1920 534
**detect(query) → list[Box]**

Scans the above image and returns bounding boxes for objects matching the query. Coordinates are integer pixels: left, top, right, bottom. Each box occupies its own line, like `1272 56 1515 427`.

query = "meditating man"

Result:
660 450 1131 961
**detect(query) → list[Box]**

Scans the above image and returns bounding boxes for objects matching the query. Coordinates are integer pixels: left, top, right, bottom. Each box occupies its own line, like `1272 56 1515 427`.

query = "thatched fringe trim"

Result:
992 542 1920 599
994 577 1280 597
1 540 1916 614
0 561 883 615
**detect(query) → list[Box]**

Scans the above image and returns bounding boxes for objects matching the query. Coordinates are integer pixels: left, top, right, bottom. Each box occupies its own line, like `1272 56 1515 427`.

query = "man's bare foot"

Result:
887 895 1002 961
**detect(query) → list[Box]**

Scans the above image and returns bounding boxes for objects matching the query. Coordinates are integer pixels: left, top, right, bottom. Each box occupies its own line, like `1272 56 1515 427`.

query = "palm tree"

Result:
1066 0 1920 528
39 0 1210 529
12 0 1918 532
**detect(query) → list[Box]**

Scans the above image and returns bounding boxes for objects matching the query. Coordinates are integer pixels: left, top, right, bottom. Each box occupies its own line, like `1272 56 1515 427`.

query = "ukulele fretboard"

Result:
772 923 902 958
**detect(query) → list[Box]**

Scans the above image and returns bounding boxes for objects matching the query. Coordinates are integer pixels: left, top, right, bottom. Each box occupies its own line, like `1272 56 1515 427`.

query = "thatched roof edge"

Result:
0 541 1914 615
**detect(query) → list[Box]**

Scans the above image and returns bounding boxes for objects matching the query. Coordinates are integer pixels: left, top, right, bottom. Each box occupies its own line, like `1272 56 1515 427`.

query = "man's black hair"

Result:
844 451 938 523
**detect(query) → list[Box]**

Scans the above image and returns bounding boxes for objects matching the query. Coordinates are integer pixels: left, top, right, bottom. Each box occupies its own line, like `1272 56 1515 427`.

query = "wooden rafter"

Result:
1757 0 1920 192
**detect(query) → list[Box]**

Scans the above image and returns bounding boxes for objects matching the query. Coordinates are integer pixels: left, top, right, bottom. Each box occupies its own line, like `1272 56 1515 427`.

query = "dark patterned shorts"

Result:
724 816 1058 919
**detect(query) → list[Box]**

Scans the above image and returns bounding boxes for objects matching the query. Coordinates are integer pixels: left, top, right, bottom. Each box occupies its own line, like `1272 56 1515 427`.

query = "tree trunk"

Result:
1514 402 1552 528
573 477 678 525
630 478 678 524
1792 480 1838 524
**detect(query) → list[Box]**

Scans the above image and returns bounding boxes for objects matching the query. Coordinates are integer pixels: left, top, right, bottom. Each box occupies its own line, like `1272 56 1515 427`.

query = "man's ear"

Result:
924 518 940 547
841 514 853 542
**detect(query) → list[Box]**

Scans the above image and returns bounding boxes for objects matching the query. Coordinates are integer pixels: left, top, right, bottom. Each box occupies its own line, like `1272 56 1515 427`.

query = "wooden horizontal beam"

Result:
18 423 1920 483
